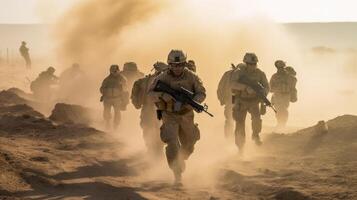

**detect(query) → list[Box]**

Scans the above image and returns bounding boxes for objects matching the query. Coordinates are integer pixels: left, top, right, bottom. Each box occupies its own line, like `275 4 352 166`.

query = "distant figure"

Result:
58 63 87 104
19 41 31 68
30 67 58 102
270 61 298 129
120 62 144 92
230 53 270 152
100 65 129 130
187 60 196 72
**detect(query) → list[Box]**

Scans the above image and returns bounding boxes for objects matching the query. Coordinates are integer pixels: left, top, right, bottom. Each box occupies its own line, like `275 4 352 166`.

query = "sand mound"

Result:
0 104 44 118
6 88 34 101
0 91 30 107
49 103 94 125
264 114 357 155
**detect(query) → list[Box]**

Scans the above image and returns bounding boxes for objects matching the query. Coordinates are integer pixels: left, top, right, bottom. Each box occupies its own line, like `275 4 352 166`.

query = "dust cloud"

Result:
44 0 357 189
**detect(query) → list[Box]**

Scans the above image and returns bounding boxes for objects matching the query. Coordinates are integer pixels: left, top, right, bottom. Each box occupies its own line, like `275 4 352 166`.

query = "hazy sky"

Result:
0 0 357 24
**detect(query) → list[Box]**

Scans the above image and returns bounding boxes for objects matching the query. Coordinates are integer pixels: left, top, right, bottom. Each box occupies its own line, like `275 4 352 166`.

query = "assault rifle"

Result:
238 75 277 113
153 80 213 117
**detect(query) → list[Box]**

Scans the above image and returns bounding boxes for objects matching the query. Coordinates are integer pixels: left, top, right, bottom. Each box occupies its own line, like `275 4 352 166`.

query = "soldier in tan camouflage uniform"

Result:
30 66 58 102
230 53 269 152
120 62 145 92
270 62 297 128
217 63 244 138
131 62 168 157
100 65 129 130
149 50 206 185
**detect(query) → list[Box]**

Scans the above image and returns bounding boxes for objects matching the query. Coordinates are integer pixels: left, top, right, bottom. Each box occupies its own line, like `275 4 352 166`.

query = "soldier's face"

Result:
247 63 257 69
171 63 185 76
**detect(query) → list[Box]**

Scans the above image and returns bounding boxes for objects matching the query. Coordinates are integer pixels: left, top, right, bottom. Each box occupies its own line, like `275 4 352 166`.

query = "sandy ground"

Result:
0 88 356 200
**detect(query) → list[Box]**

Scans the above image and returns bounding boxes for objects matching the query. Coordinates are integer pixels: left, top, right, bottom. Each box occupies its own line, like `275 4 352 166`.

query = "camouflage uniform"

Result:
217 66 236 138
231 54 269 150
131 62 168 156
30 67 58 101
120 62 145 92
270 62 297 128
149 50 206 184
100 65 129 129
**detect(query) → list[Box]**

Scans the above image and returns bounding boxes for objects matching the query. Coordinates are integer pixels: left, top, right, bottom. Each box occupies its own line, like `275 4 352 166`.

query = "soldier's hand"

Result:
161 93 173 102
246 87 256 95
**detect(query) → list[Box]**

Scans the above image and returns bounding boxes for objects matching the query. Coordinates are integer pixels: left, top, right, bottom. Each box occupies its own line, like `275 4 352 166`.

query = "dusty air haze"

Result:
0 0 356 199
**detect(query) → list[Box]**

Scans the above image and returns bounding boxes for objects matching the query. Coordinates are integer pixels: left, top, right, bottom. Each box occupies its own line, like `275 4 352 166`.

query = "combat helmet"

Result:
285 66 296 76
274 60 286 68
123 62 138 71
153 61 168 72
47 66 55 74
109 64 119 73
243 53 258 64
167 50 187 64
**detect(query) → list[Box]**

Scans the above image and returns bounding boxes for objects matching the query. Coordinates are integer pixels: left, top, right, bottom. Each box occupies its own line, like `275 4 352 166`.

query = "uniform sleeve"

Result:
260 72 270 95
230 70 247 91
192 75 206 103
121 76 128 92
148 74 165 102
269 74 278 93
100 78 107 94
217 72 228 104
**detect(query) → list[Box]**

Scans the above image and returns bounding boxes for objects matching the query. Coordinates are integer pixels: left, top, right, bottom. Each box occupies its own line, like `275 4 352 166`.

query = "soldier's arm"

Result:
217 72 227 103
121 76 128 92
100 78 107 94
230 70 248 91
193 75 206 103
269 75 277 93
261 72 270 94
148 75 167 102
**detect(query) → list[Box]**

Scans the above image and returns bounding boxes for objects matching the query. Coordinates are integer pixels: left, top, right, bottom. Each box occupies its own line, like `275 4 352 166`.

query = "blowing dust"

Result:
44 0 357 188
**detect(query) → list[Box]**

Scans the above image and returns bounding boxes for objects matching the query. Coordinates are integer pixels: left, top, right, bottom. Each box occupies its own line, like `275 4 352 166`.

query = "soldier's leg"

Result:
112 100 121 130
249 103 262 145
103 100 112 129
224 104 234 138
142 122 163 157
274 94 290 128
179 112 200 161
160 116 182 183
233 104 248 151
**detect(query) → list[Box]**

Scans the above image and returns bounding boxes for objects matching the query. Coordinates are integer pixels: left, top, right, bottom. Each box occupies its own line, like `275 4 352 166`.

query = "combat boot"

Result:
173 170 183 187
252 133 262 146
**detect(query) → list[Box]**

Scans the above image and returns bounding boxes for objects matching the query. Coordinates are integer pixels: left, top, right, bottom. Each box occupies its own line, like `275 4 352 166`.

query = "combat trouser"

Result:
224 103 234 138
103 98 121 129
160 110 200 175
140 108 163 157
233 100 262 150
272 93 290 128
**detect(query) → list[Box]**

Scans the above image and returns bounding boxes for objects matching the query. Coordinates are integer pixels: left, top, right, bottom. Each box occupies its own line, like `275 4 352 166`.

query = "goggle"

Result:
170 62 186 68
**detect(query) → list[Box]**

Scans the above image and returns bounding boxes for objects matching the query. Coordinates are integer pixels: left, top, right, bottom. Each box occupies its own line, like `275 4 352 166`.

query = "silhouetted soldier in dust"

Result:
19 41 31 68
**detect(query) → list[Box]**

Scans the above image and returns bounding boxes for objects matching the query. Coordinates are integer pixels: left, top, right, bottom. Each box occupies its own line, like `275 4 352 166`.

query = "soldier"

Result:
149 50 206 185
120 62 145 92
217 63 244 138
58 63 87 104
19 41 31 68
30 67 58 101
131 62 168 157
187 60 196 72
270 61 297 129
230 53 269 152
100 65 129 130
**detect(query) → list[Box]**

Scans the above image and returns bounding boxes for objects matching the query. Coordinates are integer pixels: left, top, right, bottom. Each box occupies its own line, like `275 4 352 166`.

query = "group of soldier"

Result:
29 49 297 186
